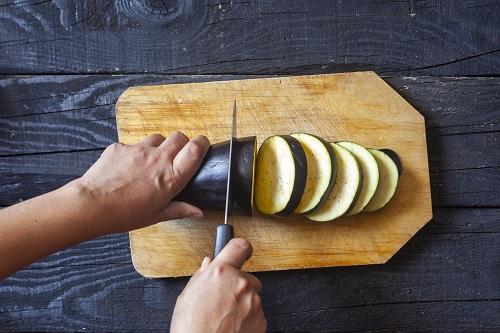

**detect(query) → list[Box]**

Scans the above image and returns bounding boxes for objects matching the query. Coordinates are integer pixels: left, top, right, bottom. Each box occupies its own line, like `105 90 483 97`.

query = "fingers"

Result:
156 201 203 221
254 306 267 333
242 272 263 293
139 133 165 147
159 131 190 157
212 238 253 269
172 135 210 181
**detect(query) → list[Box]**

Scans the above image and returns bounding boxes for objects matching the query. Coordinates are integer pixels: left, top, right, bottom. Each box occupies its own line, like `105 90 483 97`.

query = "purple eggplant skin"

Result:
380 149 403 176
175 136 256 216
232 136 257 216
291 133 338 213
275 135 308 217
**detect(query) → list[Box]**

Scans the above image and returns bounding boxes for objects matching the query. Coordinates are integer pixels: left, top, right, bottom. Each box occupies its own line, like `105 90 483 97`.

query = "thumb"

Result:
212 238 253 269
156 201 203 221
199 256 211 272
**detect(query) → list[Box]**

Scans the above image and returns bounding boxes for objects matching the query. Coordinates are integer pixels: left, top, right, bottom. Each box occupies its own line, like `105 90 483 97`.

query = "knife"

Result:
213 99 237 258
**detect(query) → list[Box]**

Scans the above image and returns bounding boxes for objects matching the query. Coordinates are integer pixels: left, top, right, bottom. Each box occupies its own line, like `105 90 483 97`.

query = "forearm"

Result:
0 133 209 280
0 181 106 279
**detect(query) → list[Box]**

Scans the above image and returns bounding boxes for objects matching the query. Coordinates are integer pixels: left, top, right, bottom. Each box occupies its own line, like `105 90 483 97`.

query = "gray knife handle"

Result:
213 224 234 258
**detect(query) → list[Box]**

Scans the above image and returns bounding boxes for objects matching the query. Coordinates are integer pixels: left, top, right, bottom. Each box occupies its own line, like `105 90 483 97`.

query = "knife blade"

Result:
213 99 236 258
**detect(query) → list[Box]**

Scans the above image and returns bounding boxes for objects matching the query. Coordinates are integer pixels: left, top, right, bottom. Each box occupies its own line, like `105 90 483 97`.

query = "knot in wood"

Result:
117 0 193 25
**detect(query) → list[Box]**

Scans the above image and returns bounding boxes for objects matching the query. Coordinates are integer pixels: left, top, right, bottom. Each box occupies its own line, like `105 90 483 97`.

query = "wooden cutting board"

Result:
116 71 432 278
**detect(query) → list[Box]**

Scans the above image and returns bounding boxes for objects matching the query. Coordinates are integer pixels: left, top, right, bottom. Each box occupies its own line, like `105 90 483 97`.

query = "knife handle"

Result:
213 224 234 258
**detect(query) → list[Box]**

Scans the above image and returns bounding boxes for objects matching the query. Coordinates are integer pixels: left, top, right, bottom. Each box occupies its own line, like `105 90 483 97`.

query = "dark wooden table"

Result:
1 1 499 332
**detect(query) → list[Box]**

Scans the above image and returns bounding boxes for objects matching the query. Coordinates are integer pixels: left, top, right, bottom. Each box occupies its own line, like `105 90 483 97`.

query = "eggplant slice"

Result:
363 149 400 212
337 141 379 216
305 143 361 222
380 149 403 176
254 135 307 216
290 133 337 213
175 136 257 216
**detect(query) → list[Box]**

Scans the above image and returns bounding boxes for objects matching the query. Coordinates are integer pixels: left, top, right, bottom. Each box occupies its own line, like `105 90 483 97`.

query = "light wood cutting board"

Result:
116 71 432 278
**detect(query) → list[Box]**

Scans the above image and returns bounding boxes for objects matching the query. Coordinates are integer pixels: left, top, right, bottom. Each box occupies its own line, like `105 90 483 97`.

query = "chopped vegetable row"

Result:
254 133 402 222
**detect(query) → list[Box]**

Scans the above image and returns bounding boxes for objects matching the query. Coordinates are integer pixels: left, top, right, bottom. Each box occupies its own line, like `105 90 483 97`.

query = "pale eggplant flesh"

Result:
305 143 361 222
175 136 257 216
337 141 379 216
290 133 337 213
254 135 307 216
363 148 401 212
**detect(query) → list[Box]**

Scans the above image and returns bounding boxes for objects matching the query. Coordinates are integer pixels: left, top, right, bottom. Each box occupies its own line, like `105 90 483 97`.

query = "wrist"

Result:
54 178 110 238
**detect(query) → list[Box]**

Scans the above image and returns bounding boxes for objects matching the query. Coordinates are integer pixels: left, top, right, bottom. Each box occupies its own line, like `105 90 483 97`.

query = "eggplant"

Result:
254 135 307 216
305 143 362 222
337 141 379 216
363 149 401 212
290 133 337 213
175 136 257 216
380 149 403 176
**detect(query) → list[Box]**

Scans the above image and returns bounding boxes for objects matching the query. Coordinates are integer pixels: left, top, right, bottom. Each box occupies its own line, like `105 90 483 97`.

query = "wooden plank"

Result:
431 166 500 207
0 106 116 156
0 208 498 332
0 75 235 118
0 1 499 75
428 207 500 233
389 76 500 136
266 301 500 333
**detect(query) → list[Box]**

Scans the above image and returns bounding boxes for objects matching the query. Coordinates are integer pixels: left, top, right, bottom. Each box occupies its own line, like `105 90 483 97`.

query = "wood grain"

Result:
2 74 499 153
0 1 499 75
0 74 499 331
1 0 499 330
0 208 498 332
1 75 498 209
115 72 432 277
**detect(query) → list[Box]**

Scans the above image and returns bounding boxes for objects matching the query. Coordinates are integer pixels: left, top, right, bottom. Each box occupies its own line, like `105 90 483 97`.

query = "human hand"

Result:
170 238 266 333
72 132 210 234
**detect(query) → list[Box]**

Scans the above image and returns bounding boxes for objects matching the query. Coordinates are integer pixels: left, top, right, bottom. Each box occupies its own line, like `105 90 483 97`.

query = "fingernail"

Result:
231 238 249 248
195 135 210 146
189 211 204 219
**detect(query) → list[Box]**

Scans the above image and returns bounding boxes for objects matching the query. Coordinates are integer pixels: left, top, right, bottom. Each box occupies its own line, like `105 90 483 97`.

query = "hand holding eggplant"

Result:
75 132 210 234
0 132 210 279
